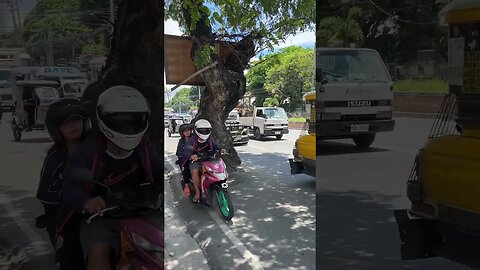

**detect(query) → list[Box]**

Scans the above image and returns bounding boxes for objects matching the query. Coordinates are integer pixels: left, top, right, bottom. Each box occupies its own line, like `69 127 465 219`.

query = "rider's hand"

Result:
191 154 198 161
83 196 106 215
221 149 227 155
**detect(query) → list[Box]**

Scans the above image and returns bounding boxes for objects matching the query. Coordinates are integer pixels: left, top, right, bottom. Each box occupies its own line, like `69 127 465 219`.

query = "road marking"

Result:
0 193 50 255
165 158 265 270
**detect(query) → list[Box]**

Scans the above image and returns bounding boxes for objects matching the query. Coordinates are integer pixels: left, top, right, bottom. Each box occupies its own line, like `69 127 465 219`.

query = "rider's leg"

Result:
86 243 112 270
192 168 201 201
80 219 120 270
190 161 202 201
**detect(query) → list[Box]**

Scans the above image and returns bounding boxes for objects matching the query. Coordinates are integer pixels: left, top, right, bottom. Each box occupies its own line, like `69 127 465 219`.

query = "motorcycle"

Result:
184 149 235 221
61 169 163 270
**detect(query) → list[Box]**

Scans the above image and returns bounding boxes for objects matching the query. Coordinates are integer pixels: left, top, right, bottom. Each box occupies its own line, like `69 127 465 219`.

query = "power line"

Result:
367 0 435 25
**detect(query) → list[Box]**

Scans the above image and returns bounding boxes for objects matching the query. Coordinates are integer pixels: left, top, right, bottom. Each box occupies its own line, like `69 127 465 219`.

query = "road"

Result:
0 114 56 269
316 117 477 270
164 128 316 270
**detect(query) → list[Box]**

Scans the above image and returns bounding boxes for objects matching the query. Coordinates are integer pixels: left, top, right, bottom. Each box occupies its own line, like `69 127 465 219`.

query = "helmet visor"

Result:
196 128 211 135
103 112 148 135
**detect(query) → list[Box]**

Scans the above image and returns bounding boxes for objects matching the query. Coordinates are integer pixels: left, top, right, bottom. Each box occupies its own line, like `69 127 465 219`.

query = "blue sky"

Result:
164 19 315 100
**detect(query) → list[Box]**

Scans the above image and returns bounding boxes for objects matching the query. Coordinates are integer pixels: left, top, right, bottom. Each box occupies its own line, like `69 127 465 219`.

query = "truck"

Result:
316 47 395 148
226 109 249 145
239 106 289 140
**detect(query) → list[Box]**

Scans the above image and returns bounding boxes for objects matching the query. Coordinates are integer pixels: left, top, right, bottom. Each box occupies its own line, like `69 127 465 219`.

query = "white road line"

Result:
165 158 265 270
0 193 50 255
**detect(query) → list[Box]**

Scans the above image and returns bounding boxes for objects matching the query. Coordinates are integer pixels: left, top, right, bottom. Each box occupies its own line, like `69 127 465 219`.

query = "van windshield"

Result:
316 50 390 83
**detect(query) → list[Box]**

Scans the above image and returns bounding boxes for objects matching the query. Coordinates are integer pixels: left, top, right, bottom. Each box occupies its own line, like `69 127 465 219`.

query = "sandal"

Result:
192 197 200 203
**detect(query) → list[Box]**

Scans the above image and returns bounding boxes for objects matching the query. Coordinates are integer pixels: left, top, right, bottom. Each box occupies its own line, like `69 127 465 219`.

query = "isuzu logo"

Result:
348 100 371 107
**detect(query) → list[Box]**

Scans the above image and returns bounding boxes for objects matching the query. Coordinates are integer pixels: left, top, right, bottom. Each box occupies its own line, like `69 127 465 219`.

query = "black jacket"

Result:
181 134 220 167
61 136 162 211
36 146 68 205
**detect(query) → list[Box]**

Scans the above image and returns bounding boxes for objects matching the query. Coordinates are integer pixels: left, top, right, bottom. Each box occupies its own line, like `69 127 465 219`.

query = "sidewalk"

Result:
164 171 210 270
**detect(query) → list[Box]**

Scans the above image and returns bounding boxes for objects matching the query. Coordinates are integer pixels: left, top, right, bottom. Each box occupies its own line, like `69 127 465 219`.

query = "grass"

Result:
393 79 449 94
288 117 306 123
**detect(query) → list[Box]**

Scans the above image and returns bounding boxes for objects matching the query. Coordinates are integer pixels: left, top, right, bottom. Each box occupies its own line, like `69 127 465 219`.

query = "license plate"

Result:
350 124 369 132
275 131 281 135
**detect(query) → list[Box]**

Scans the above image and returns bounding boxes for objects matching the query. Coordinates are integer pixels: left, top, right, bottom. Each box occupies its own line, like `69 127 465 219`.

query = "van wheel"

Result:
254 128 263 140
353 134 375 148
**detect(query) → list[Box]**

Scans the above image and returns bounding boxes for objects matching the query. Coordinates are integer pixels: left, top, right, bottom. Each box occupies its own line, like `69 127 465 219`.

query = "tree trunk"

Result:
182 2 256 171
81 0 163 154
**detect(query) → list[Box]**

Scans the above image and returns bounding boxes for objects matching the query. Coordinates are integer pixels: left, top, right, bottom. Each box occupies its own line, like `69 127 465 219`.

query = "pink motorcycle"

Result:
76 170 164 270
185 149 235 221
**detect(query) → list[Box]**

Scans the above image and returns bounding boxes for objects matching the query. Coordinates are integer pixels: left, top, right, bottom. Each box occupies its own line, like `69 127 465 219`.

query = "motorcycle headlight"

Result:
131 232 163 252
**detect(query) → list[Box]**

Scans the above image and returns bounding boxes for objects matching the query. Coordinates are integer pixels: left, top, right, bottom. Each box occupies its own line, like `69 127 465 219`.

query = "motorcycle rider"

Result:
60 85 161 270
182 119 226 203
36 98 90 269
176 123 193 193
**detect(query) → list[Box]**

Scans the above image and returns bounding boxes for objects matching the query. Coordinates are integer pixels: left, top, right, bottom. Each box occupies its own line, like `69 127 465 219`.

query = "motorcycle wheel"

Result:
214 189 234 221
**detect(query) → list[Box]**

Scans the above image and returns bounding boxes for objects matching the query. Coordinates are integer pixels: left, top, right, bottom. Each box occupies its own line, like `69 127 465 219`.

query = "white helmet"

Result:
96 85 150 151
194 119 212 142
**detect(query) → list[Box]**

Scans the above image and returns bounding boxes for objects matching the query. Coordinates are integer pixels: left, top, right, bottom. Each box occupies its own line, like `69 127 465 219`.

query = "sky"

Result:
164 19 315 101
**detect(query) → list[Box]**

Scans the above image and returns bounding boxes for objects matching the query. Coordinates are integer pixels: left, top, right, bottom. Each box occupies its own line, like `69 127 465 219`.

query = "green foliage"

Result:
81 40 107 54
264 46 314 112
165 0 315 52
171 87 195 109
246 46 313 112
263 97 279 107
394 79 448 93
21 0 113 63
317 6 363 47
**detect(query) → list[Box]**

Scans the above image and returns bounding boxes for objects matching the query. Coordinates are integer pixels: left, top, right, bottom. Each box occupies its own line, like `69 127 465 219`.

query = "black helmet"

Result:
45 99 90 145
178 123 193 138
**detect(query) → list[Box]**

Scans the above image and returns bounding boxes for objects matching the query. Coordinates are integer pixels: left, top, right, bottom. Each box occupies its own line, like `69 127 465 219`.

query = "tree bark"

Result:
182 2 256 171
81 0 163 154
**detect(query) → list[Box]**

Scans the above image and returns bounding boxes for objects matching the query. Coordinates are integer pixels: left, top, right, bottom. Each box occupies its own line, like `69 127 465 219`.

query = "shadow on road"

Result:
165 150 316 269
0 186 55 269
317 141 391 156
316 190 467 270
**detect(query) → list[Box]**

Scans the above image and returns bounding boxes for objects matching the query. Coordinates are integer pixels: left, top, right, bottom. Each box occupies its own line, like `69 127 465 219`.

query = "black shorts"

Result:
189 161 202 174
79 218 121 262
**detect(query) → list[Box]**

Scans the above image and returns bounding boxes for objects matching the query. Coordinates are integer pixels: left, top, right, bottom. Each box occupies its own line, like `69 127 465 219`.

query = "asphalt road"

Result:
164 128 316 270
0 114 56 269
316 117 477 270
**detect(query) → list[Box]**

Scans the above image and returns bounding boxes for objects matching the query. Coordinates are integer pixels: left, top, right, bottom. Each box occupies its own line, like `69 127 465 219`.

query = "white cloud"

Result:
165 19 183 35
275 30 315 49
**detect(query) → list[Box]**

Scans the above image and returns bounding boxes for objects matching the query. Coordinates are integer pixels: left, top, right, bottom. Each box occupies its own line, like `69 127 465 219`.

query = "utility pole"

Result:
109 0 115 23
15 0 21 28
47 27 54 65
8 0 17 30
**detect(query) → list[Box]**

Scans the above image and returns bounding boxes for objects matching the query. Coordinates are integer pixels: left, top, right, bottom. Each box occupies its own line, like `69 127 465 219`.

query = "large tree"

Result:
166 0 314 169
81 0 163 155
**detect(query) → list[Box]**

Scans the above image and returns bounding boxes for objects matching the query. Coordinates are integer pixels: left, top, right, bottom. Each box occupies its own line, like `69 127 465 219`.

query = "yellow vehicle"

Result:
395 0 480 260
289 91 315 177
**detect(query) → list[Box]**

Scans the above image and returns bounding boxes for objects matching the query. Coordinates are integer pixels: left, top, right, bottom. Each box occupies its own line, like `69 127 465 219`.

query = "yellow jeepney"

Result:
395 0 480 260
289 91 315 177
